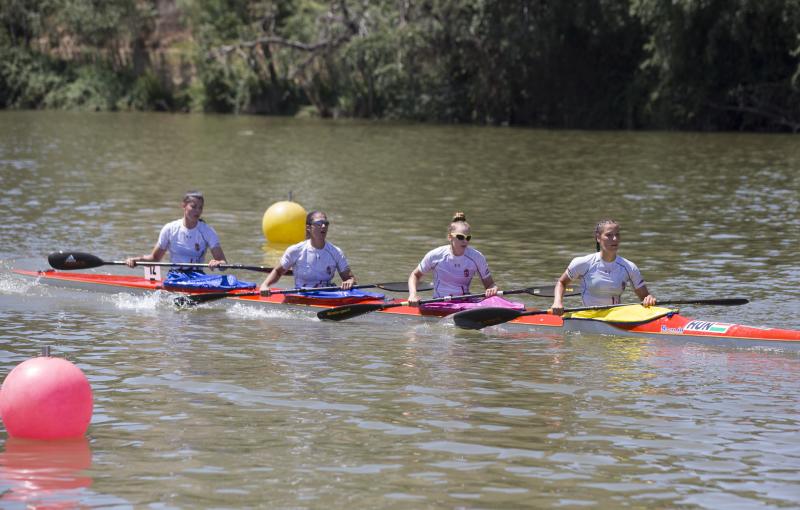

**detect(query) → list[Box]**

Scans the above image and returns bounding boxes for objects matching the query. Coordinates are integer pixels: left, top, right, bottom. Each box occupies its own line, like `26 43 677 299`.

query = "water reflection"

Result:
0 437 92 506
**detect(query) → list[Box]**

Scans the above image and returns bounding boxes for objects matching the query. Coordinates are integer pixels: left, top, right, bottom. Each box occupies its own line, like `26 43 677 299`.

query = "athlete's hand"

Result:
642 295 657 307
208 259 225 271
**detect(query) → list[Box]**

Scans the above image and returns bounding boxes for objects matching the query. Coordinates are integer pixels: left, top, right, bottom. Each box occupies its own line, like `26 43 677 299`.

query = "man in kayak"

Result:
550 219 656 315
406 212 522 312
125 191 252 290
259 211 357 295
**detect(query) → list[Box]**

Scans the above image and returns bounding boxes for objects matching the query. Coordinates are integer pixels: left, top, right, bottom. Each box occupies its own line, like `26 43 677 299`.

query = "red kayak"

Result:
14 269 800 349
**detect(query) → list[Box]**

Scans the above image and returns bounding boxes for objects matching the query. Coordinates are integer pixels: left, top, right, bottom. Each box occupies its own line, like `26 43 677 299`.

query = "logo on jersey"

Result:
463 269 470 277
683 320 732 334
195 243 200 252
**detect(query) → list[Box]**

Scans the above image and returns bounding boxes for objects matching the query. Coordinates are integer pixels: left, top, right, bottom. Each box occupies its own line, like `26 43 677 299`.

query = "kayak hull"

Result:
13 270 800 348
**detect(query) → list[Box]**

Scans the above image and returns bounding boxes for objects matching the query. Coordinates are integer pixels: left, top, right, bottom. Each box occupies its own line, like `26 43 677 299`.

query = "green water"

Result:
0 111 798 508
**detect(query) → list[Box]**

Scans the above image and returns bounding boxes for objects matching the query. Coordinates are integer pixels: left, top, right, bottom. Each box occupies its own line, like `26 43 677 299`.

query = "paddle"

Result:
516 285 577 298
316 285 579 322
452 297 750 330
174 281 433 307
47 250 289 274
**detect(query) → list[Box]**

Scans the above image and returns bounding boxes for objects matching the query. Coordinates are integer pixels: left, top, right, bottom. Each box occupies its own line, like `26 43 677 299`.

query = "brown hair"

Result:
183 191 204 204
448 211 469 233
594 219 619 251
306 210 325 225
305 210 327 239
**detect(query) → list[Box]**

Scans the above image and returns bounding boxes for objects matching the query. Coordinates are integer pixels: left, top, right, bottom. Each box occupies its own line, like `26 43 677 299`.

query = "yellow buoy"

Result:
262 201 307 244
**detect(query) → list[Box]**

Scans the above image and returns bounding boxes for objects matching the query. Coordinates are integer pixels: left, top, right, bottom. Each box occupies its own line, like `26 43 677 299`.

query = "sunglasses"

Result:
451 233 472 241
309 220 330 227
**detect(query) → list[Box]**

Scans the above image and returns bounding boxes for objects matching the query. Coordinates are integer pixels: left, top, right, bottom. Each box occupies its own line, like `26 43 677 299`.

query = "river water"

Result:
0 111 798 508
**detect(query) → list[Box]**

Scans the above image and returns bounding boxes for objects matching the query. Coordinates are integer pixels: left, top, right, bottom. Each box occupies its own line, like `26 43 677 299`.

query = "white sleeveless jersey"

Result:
566 252 646 306
280 240 350 288
157 219 220 264
417 245 491 298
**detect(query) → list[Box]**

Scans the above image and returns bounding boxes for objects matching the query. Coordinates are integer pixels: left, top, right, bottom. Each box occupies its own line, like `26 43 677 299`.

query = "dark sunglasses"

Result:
452 233 471 241
309 220 330 227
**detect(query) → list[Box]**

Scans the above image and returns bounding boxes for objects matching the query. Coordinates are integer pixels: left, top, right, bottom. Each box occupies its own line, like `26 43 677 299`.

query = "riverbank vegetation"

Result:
2 0 799 131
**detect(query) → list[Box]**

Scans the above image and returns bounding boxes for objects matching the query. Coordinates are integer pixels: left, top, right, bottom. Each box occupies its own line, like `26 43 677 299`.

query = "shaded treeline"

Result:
1 0 799 131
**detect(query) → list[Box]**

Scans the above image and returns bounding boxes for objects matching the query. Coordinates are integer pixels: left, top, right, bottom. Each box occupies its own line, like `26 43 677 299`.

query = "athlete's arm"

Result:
551 270 572 316
407 268 425 305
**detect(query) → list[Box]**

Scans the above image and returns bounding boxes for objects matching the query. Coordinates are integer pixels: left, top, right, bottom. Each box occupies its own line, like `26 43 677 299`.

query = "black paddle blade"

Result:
317 303 386 321
173 295 199 308
174 292 235 307
375 282 433 292
451 307 524 330
48 251 105 270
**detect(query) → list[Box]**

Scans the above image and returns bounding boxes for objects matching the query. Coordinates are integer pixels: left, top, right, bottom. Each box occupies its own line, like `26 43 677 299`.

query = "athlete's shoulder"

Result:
464 246 486 259
323 241 347 257
425 245 451 259
570 252 599 265
196 220 218 235
614 255 640 271
160 219 183 234
283 240 308 254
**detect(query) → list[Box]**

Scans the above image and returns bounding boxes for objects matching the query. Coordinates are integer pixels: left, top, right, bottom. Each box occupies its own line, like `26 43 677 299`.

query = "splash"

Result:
104 291 165 312
226 302 307 321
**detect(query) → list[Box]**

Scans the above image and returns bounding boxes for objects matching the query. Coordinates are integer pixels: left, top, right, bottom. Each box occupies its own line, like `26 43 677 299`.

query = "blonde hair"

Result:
449 211 469 233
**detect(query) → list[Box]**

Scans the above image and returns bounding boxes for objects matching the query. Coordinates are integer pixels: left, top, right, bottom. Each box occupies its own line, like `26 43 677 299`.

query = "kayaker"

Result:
550 219 656 315
407 212 516 310
125 191 228 270
124 191 255 291
259 211 356 295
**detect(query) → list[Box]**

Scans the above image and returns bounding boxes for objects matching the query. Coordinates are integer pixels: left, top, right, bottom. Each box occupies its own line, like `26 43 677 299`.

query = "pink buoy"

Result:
0 354 93 440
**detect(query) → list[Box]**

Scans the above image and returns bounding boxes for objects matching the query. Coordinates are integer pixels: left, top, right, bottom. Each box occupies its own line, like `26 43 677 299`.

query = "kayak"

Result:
13 269 800 349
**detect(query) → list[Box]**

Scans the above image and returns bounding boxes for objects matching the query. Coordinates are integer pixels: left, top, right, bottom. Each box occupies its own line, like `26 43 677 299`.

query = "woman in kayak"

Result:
259 211 356 295
550 219 656 315
407 212 517 310
124 191 253 290
125 191 228 270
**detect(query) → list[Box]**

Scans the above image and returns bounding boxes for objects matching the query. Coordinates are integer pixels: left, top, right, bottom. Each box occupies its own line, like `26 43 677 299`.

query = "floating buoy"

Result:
0 354 93 440
262 200 307 244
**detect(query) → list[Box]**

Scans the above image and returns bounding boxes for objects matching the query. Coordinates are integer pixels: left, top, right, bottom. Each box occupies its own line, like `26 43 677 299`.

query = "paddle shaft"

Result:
48 250 287 274
101 259 283 273
317 286 551 321
382 287 531 311
541 297 750 315
452 297 750 329
175 281 422 306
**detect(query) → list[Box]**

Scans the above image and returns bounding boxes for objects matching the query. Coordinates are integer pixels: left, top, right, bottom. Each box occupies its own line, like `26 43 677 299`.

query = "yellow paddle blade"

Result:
565 305 675 325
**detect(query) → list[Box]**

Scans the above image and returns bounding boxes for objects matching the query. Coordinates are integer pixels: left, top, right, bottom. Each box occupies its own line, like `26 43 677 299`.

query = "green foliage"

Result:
0 47 65 108
43 64 126 110
1 0 798 130
0 0 58 45
633 0 800 130
54 0 155 50
125 70 176 111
